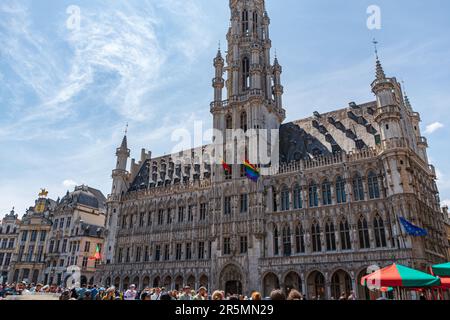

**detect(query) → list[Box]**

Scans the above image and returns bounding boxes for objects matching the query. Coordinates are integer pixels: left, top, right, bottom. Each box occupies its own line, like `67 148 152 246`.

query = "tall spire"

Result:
120 135 127 150
373 39 386 80
401 80 413 111
120 123 128 149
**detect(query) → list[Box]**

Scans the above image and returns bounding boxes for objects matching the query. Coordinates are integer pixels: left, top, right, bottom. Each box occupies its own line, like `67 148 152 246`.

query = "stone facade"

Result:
444 206 450 259
43 185 106 286
97 0 448 299
3 186 106 286
0 209 20 283
7 196 55 284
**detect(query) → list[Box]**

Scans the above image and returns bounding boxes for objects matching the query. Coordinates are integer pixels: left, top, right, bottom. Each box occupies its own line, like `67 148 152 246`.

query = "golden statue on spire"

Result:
38 188 49 198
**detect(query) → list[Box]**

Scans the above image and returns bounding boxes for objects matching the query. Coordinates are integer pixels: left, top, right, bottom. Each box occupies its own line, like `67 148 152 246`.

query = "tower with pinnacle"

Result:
104 132 130 264
211 0 286 181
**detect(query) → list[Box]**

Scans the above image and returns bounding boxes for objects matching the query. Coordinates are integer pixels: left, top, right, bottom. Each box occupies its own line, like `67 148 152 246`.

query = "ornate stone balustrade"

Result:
259 248 412 268
122 179 212 201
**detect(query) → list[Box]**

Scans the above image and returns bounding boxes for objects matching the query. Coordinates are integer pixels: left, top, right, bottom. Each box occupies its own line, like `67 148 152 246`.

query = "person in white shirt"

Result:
151 287 161 300
124 284 137 300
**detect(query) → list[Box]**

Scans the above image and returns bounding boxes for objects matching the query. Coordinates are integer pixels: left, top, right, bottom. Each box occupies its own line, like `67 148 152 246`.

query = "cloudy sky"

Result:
1 0 449 218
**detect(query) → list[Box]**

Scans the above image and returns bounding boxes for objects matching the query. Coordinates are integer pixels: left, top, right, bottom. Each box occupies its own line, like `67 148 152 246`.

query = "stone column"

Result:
301 273 306 296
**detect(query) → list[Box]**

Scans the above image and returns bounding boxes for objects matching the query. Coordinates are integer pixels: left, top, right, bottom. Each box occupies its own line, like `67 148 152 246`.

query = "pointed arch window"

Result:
293 184 302 209
309 182 319 207
280 186 290 211
252 11 258 34
321 180 332 205
282 226 291 256
358 216 370 249
373 215 387 248
325 221 336 251
353 174 365 201
368 171 381 199
336 176 347 204
242 9 249 34
273 226 279 256
311 221 322 252
339 219 352 250
242 57 250 90
295 224 305 253
226 114 233 130
240 111 248 131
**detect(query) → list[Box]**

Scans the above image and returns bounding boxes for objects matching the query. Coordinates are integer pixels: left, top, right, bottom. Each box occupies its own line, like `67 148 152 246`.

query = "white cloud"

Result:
62 180 78 189
0 0 211 141
424 122 444 134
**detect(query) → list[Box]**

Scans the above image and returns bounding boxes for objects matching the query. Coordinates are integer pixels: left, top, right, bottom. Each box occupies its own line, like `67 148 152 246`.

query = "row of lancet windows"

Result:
273 215 388 256
241 10 259 35
277 172 381 211
120 203 209 230
225 111 248 131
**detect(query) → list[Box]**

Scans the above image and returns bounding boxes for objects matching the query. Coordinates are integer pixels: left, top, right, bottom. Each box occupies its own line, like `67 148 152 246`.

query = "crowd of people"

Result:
0 281 359 301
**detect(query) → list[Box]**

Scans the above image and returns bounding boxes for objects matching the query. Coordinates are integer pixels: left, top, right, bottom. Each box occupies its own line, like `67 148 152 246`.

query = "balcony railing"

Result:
271 148 378 175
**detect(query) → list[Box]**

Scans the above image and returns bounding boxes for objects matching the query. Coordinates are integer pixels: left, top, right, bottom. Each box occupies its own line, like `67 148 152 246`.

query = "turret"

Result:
111 134 130 196
272 56 284 110
371 55 405 148
211 0 285 182
213 48 225 104
403 94 429 163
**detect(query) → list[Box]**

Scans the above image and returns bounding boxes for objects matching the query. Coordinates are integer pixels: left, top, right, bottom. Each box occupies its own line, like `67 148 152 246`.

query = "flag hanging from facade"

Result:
89 244 102 260
244 160 260 182
221 160 231 174
399 217 428 237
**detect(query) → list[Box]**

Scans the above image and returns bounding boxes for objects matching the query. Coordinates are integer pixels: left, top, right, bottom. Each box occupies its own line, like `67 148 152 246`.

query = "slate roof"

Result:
128 101 380 191
280 101 379 162
60 186 106 210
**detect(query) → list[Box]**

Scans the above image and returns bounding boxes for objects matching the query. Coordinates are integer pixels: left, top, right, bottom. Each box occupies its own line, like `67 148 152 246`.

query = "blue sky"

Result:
1 0 450 218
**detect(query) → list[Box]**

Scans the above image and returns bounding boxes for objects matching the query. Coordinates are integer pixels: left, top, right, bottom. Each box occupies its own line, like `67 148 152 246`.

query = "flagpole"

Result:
391 208 408 250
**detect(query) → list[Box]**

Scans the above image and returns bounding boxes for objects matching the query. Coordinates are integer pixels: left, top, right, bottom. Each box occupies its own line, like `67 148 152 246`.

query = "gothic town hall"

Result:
96 0 448 299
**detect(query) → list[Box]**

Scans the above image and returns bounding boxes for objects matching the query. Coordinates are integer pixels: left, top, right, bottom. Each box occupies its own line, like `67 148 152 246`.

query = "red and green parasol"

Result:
436 277 450 289
361 264 441 288
431 262 450 277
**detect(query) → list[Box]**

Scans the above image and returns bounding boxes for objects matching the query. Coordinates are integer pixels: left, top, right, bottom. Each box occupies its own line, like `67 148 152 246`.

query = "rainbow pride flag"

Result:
244 160 260 182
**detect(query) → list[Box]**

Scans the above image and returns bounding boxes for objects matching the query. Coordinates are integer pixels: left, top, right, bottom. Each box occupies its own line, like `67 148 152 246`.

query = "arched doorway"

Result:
307 271 326 300
153 276 160 288
175 276 183 291
105 277 111 287
199 275 209 291
122 276 130 291
132 276 140 288
12 269 19 283
263 272 280 297
187 275 195 289
32 270 40 284
357 269 371 300
330 270 352 299
284 271 302 294
163 276 172 289
89 277 94 286
114 276 120 288
142 276 150 289
80 276 88 286
219 265 242 296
